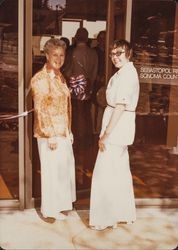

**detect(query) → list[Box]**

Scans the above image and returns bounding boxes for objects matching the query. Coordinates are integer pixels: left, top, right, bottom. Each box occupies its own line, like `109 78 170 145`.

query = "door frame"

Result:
24 0 33 209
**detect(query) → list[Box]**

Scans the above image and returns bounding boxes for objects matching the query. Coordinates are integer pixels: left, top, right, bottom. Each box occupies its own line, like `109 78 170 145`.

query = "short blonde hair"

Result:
43 38 66 54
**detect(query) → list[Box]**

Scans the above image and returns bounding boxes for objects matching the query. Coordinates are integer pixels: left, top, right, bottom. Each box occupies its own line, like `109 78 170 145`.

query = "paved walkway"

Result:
0 208 178 250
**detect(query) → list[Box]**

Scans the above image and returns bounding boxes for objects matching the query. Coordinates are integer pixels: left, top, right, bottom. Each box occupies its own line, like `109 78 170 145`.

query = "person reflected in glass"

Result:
31 38 76 220
89 39 140 230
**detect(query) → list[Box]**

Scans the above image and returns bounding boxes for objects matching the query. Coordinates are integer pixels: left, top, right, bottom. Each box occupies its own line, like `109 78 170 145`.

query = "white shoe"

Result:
127 221 134 225
90 225 108 231
55 213 67 220
112 223 117 229
90 223 117 230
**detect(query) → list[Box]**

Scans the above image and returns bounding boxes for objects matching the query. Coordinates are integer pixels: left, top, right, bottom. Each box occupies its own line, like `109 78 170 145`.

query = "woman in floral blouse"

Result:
31 38 76 220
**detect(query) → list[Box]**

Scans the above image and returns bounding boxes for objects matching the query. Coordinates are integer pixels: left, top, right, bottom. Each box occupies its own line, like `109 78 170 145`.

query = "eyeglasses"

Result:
109 51 125 58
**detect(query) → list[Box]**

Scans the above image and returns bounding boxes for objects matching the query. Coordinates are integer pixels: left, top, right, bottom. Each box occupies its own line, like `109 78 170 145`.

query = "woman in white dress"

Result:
31 38 76 220
89 39 139 230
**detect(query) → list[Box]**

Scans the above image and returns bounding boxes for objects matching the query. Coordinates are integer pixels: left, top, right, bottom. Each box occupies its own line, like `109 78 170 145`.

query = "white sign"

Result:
136 65 178 85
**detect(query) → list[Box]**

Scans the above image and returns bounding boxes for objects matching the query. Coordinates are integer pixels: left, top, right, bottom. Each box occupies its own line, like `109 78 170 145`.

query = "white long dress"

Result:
37 135 76 218
89 62 139 227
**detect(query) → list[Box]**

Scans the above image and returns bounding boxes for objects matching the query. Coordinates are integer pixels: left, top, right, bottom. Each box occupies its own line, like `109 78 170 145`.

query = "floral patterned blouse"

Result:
31 64 71 138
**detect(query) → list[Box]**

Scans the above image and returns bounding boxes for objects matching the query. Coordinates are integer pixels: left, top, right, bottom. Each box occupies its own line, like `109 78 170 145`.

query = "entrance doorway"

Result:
31 0 109 209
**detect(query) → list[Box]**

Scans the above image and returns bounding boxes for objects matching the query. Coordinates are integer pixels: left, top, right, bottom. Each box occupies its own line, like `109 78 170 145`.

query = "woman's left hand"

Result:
99 104 125 152
98 133 108 152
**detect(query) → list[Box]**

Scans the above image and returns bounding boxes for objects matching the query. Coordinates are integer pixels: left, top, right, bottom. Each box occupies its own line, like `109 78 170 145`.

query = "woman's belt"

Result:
107 104 135 112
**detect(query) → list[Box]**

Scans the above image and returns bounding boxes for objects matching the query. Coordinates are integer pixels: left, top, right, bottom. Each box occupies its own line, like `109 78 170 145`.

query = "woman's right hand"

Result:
69 132 74 144
48 137 58 150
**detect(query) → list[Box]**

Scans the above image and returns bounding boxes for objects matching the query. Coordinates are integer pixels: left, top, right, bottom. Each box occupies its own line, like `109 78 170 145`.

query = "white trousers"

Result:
89 144 136 227
37 136 76 218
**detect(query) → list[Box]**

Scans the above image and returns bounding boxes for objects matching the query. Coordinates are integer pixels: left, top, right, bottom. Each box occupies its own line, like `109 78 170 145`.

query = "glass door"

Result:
0 0 24 208
31 0 108 209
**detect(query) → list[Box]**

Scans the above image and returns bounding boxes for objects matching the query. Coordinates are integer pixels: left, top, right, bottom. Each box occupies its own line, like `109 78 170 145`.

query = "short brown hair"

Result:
110 39 132 59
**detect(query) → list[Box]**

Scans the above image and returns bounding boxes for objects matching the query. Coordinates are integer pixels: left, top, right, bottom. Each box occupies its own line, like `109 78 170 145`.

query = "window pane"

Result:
0 0 19 199
131 0 178 198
